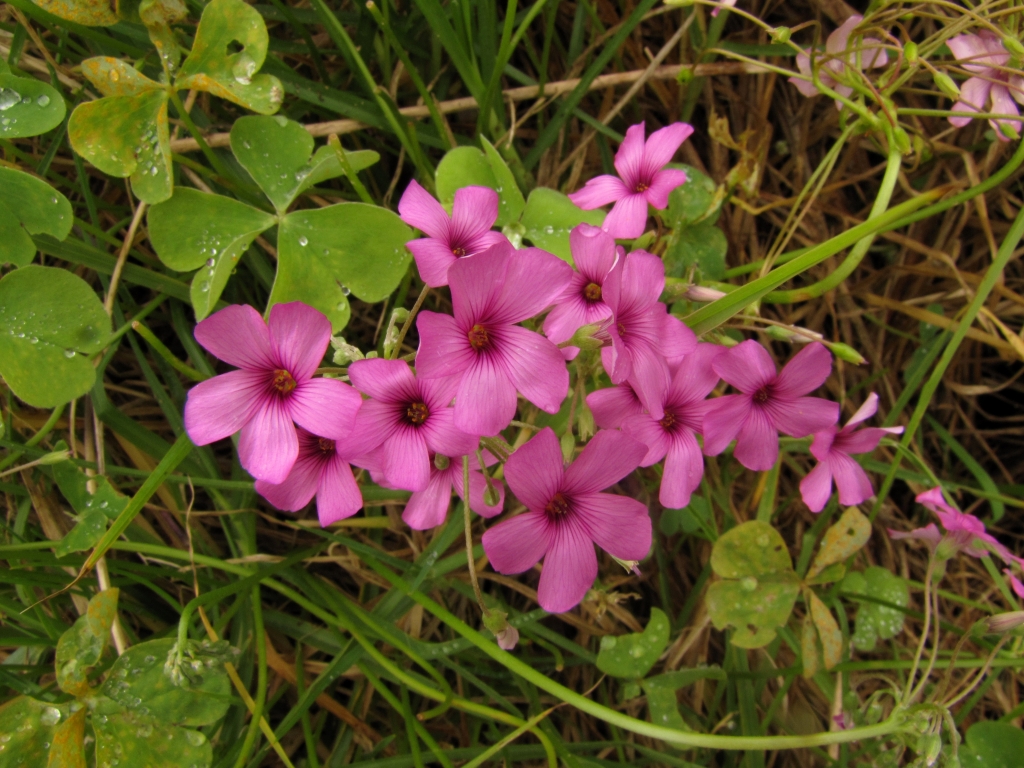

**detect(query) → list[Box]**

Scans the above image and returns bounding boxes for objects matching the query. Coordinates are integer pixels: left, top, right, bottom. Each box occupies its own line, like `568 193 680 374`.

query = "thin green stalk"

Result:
768 147 903 302
0 403 65 472
362 665 449 768
327 134 374 204
167 89 233 182
232 587 267 768
294 643 320 768
871 191 1024 517
131 320 208 381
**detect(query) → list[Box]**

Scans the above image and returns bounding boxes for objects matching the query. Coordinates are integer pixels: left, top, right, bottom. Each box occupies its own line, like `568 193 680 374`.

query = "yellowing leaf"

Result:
46 708 86 768
31 0 118 26
807 507 871 581
801 614 820 678
807 590 843 670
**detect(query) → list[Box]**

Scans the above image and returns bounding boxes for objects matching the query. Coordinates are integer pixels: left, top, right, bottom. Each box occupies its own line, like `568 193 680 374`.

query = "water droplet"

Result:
298 236 308 246
232 52 257 85
51 197 58 204
36 94 51 107
340 284 351 296
0 89 20 110
184 731 207 747
64 349 76 358
270 85 284 105
197 281 210 293
274 114 288 127
336 302 346 311
150 165 159 175
29 336 38 344
205 258 215 267
40 707 61 726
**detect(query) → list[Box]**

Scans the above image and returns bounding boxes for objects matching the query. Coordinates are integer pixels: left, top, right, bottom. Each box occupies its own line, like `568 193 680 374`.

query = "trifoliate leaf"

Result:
520 188 605 263
596 608 670 679
0 167 73 267
0 65 65 139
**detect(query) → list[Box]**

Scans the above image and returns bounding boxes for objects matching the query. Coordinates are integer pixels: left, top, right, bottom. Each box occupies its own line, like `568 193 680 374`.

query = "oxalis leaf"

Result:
434 138 525 227
0 61 66 139
55 588 119 696
960 721 1024 768
706 521 800 648
0 266 110 407
842 566 909 652
520 188 605 263
0 167 73 267
51 456 129 557
806 506 872 583
93 711 212 768
595 607 669 679
0 697 69 768
29 0 119 25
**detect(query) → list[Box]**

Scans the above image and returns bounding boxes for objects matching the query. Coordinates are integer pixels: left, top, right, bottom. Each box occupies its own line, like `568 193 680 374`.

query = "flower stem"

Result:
463 455 486 611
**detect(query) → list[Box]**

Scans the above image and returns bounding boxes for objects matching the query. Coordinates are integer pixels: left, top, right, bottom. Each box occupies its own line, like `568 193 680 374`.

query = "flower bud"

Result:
483 483 501 507
681 284 727 302
331 336 364 365
560 431 575 463
611 556 641 576
495 625 519 650
770 26 791 44
985 611 1024 634
433 454 451 471
502 222 525 249
933 72 960 101
576 403 596 443
562 322 607 351
482 609 519 649
826 341 867 365
1003 36 1024 58
39 450 71 465
904 41 918 63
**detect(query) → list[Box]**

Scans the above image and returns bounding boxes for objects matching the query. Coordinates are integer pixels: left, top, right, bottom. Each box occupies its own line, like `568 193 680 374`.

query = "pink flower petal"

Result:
809 427 838 462
238 399 299 484
773 342 833 398
498 325 570 415
267 301 332 381
830 452 875 506
916 487 957 516
624 344 671 421
889 523 941 547
702 394 751 457
504 427 565 511
464 229 509 256
989 84 1022 139
184 369 264 446
482 510 552 574
288 378 362 440
537 519 598 613
621 413 671 466
661 312 698 364
951 77 990 127
799 460 834 513
349 358 418 402
490 248 574 324
543 292 604 345
660 429 704 509
669 343 724 407
398 178 450 239
610 249 666 314
769 396 840 438
450 185 500 240
255 453 322 512
613 123 648 189
733 405 779 471
845 392 879 428
1004 569 1024 599
194 304 275 371
834 425 891 456
403 469 454 530
601 194 649 240
447 240 512 327
575 492 651 560
713 340 776 394
408 237 459 288
586 385 641 430
420 406 479 458
455 464 506 518
453 354 518 436
381 426 431 492
315 455 363 525
571 224 619 280
640 123 694 179
568 174 630 209
826 15 862 56
414 311 476 380
644 168 689 210
563 429 646 495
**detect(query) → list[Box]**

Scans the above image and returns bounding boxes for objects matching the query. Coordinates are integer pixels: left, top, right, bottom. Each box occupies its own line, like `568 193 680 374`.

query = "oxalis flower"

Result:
255 428 363 526
889 488 1023 566
946 30 1024 141
415 240 573 436
481 428 650 613
799 393 904 512
622 344 723 509
702 340 839 472
347 358 478 492
586 381 643 430
398 179 507 287
543 224 618 348
184 303 362 484
569 122 693 240
602 249 697 420
789 15 889 109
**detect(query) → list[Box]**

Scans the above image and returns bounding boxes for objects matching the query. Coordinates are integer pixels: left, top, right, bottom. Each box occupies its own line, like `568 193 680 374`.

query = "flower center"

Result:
452 245 467 257
406 401 430 425
753 387 771 404
317 437 336 454
271 369 297 394
617 322 626 338
545 492 570 517
635 182 649 193
468 324 490 350
583 282 603 302
659 412 676 429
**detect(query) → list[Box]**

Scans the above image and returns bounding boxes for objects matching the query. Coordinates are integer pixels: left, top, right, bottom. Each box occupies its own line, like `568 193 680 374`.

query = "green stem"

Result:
871 188 1024 518
0 402 65 472
327 134 374 205
233 587 267 768
767 147 902 302
132 320 208 381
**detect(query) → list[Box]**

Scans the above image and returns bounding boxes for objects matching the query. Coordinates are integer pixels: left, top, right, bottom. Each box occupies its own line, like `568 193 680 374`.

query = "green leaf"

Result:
175 0 284 115
0 167 73 267
960 721 1024 768
0 697 66 768
520 188 604 263
230 115 377 213
664 222 728 281
666 165 718 225
139 0 188 73
842 566 909 652
706 521 800 648
272 203 412 332
148 188 276 319
596 607 670 678
807 590 842 670
660 496 711 537
94 711 212 768
29 0 118 25
69 60 171 204
102 638 231 727
642 675 687 731
47 708 86 768
0 67 65 139
481 137 526 226
51 458 128 557
0 265 110 407
55 588 119 695
434 142 525 228
807 506 872 581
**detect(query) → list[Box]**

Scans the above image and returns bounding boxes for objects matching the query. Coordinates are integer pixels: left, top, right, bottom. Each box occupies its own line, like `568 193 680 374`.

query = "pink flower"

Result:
543 224 618 346
601 249 697 420
255 428 363 526
799 393 904 512
495 625 520 650
481 428 650 613
586 382 643 430
347 358 478 492
569 122 693 239
946 31 1023 140
789 15 889 109
184 303 362 484
702 341 839 472
711 0 737 17
1005 570 1024 600
398 179 507 287
415 240 573 436
889 488 1021 565
621 344 723 509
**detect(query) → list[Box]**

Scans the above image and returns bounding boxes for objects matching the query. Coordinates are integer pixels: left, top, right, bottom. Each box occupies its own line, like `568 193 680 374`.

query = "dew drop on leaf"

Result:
36 94 51 108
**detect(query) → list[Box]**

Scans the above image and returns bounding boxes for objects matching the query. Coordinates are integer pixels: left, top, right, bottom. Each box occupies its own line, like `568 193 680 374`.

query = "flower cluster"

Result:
184 122 903 616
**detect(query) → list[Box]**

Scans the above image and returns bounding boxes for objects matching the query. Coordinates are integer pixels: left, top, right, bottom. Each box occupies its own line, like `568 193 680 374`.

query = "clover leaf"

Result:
56 588 120 696
30 0 120 26
435 138 526 227
51 456 129 558
960 721 1024 768
0 60 65 139
706 521 800 648
842 567 909 652
596 608 670 679
0 697 68 768
94 711 212 768
520 188 605 262
0 167 73 267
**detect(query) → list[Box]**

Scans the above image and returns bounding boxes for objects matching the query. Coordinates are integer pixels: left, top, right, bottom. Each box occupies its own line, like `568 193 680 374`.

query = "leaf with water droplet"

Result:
0 697 66 768
0 266 110 407
841 567 909 652
139 0 188 74
55 588 119 696
0 167 73 267
705 521 800 648
175 0 283 115
45 707 86 768
807 507 872 583
148 188 275 319
51 456 128 557
595 608 669 679
0 63 65 139
272 204 411 332
94 711 212 768
102 638 231 727
29 0 118 25
520 188 604 263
